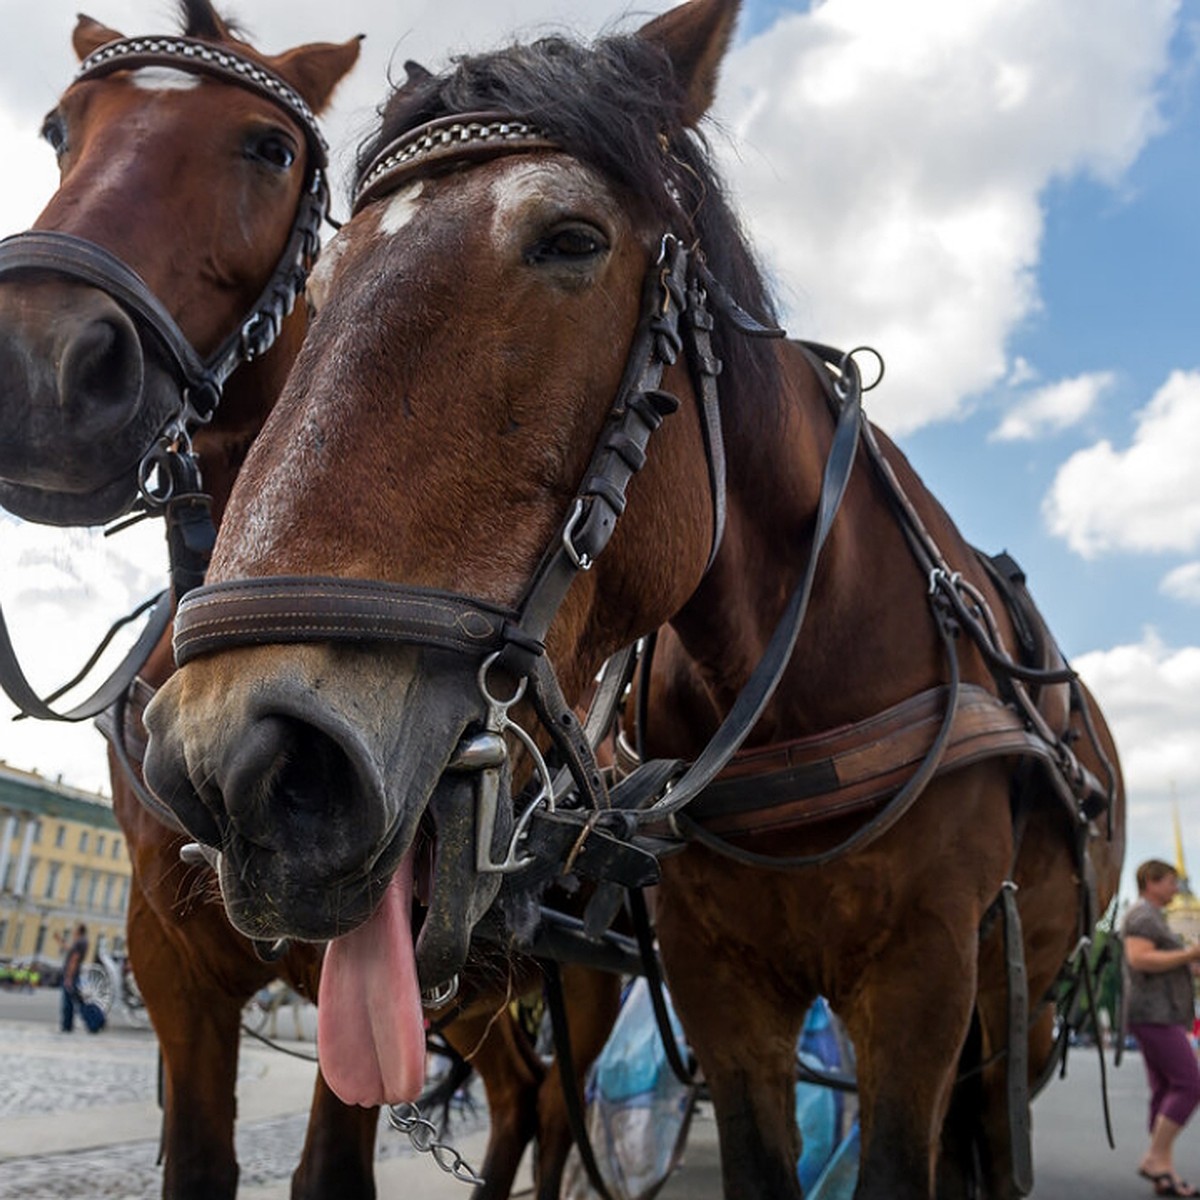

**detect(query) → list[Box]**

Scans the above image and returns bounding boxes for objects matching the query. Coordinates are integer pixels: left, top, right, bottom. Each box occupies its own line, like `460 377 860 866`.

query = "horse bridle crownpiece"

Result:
0 36 332 726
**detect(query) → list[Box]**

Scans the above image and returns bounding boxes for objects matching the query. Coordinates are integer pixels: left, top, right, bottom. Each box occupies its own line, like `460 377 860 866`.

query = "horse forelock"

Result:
355 30 783 441
178 0 243 43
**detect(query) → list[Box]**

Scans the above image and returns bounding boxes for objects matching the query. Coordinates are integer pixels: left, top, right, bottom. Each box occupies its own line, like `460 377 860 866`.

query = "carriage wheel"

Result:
78 963 114 1014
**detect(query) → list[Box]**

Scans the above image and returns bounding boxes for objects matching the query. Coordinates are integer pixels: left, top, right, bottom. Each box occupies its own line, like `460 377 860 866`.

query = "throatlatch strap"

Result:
1002 882 1033 1196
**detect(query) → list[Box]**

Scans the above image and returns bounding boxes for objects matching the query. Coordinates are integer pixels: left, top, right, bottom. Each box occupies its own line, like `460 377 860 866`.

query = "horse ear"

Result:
274 35 364 114
403 60 434 87
73 14 123 61
638 0 740 126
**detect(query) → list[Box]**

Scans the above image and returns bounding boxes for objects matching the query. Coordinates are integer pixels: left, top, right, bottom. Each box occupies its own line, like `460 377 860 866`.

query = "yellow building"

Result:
0 762 132 970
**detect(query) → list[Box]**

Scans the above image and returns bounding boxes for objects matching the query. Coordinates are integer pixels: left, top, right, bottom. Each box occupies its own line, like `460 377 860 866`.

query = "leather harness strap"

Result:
614 683 1082 839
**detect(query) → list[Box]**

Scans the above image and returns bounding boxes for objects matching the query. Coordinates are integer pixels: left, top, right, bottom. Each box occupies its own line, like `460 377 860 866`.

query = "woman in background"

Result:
1124 859 1200 1198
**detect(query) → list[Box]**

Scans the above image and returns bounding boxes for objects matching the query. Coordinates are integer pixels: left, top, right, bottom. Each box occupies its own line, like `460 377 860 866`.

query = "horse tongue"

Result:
317 850 426 1107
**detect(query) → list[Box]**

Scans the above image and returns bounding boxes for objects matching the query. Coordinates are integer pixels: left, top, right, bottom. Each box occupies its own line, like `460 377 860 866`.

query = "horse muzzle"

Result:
0 279 182 525
142 643 510 988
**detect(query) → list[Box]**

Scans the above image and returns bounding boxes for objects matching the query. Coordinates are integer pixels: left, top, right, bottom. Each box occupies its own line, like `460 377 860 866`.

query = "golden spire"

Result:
1174 787 1188 886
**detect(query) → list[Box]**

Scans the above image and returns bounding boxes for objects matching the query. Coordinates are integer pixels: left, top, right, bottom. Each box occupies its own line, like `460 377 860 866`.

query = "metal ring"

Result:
478 651 527 710
839 345 886 393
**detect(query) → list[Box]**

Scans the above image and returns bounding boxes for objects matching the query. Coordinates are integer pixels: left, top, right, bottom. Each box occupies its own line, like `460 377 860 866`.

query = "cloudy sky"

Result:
0 0 1197 900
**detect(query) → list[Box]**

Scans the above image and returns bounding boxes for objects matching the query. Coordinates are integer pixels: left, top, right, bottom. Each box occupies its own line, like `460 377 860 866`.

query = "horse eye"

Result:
526 224 609 264
245 131 297 171
40 114 67 158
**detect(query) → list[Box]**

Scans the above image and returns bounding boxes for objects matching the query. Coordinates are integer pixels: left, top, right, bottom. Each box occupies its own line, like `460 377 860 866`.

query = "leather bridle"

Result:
168 110 856 885
0 35 332 724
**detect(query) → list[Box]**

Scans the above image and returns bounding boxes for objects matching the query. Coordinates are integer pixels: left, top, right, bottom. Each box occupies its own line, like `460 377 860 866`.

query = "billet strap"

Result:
1001 883 1034 1195
173 575 520 665
0 590 171 722
541 960 617 1200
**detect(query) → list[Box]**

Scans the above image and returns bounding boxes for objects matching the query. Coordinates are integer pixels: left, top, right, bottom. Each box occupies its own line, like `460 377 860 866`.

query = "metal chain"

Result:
386 1101 485 1186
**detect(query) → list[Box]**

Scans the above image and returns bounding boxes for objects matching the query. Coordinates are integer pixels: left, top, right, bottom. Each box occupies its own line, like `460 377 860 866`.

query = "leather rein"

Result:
0 35 331 727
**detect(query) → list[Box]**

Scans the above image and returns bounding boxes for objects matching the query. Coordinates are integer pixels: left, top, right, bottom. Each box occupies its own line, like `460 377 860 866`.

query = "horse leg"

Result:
290 1072 379 1200
533 964 622 1200
126 891 243 1200
656 912 808 1200
444 1006 545 1200
846 916 981 1200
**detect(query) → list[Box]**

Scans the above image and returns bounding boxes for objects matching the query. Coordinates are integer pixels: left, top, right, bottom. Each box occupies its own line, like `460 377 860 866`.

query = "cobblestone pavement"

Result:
0 1003 487 1200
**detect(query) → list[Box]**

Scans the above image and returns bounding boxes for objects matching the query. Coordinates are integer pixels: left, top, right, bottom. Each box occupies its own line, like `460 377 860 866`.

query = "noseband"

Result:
0 35 330 521
171 110 803 884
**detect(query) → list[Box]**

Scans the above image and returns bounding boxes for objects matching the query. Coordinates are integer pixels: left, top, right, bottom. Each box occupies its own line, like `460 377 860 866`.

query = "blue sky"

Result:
0 0 1196 892
904 10 1200 657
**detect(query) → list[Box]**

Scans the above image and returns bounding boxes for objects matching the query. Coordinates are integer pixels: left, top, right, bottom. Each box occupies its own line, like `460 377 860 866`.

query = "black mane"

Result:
356 29 782 434
179 0 241 42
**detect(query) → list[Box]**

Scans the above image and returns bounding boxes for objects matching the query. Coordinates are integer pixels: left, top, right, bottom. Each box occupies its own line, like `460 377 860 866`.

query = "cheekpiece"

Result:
354 111 559 212
75 36 328 165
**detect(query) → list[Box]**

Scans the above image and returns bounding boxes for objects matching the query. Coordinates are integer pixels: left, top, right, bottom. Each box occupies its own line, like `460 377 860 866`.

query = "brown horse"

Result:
0 7 376 1199
142 1 1124 1197
0 7 620 1198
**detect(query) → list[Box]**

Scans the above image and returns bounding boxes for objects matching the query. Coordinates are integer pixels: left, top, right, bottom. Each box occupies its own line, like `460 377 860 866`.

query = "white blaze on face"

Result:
130 67 201 92
378 181 425 237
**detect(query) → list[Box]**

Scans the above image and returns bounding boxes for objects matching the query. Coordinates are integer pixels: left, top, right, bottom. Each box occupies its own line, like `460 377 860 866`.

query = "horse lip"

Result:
0 474 140 526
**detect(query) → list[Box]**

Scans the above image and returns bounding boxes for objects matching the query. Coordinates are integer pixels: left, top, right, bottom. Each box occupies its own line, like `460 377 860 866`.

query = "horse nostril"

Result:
58 308 144 426
220 715 361 854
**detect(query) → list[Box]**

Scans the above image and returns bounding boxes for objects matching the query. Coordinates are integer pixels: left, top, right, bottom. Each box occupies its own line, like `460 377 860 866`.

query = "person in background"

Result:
59 922 88 1034
1124 860 1200 1198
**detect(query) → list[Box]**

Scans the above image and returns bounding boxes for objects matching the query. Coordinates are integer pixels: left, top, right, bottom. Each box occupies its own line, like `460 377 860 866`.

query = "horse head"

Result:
0 0 360 526
144 0 774 1107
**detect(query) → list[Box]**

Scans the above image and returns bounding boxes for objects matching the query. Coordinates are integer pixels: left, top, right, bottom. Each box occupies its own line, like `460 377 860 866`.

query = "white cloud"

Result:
717 0 1176 432
1162 561 1200 604
990 370 1114 442
1044 369 1200 557
1075 631 1200 798
1074 630 1200 891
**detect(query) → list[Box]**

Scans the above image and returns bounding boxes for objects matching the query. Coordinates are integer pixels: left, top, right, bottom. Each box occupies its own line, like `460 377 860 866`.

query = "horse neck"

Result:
659 341 948 750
